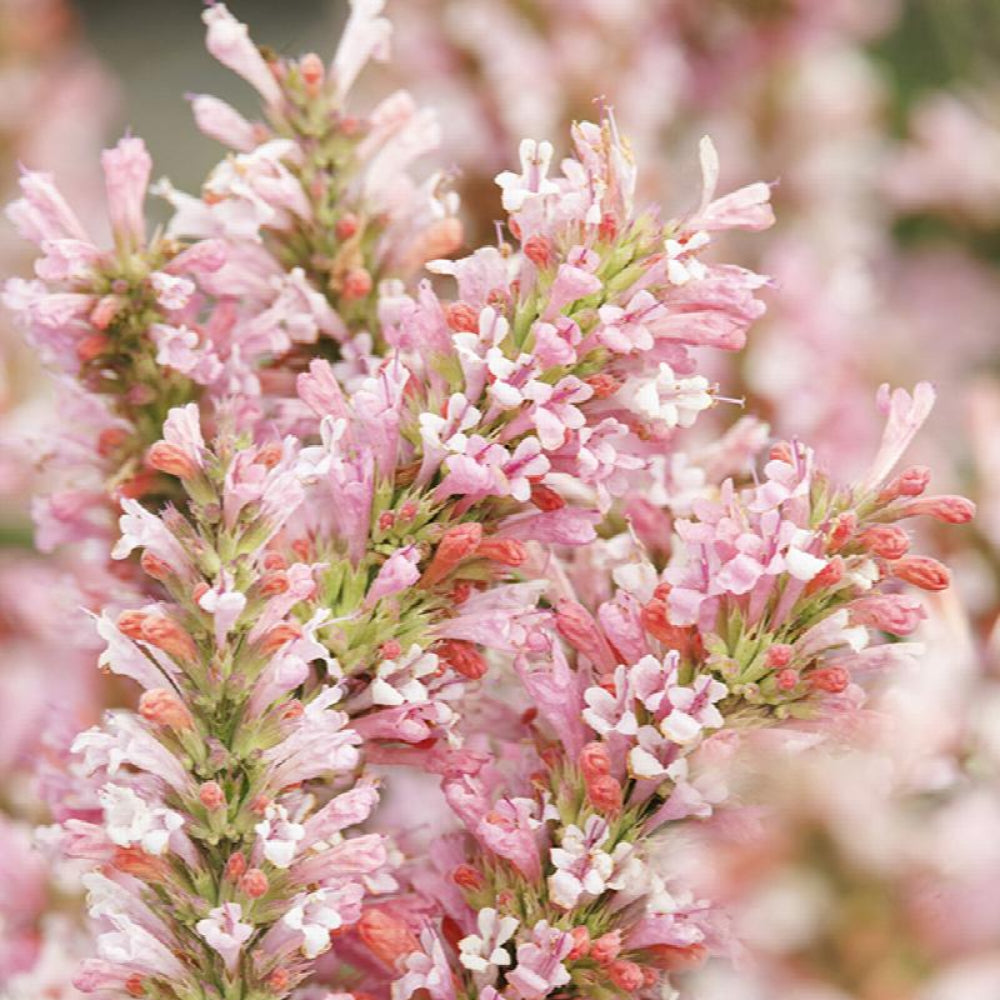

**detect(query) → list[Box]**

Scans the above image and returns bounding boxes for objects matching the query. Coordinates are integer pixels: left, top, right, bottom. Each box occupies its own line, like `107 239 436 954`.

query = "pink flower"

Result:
506 921 573 1000
196 903 254 974
202 4 283 106
101 136 152 250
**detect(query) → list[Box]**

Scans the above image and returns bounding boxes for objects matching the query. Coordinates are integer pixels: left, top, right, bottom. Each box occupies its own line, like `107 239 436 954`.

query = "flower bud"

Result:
608 959 645 991
889 555 951 591
141 615 199 662
445 302 479 333
421 523 483 587
117 610 148 640
139 688 194 731
452 864 485 891
646 942 709 971
199 781 225 810
805 555 844 596
341 267 372 301
241 868 269 898
809 666 850 694
299 52 324 92
125 974 146 998
827 511 858 552
591 930 623 964
113 846 170 881
335 212 359 241
476 537 527 567
225 852 247 881
523 234 554 269
901 494 976 524
357 908 421 967
568 925 591 960
578 741 612 780
147 441 198 480
259 622 303 655
775 668 799 691
858 524 910 560
140 550 173 581
586 773 623 815
435 639 488 680
529 483 565 511
879 465 931 503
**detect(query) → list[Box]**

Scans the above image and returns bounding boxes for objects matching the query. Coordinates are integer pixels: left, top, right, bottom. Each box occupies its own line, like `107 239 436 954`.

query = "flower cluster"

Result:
0 2 980 1000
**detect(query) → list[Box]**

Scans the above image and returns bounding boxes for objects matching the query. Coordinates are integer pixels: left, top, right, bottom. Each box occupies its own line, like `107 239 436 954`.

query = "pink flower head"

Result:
101 136 152 251
196 903 254 973
202 4 283 107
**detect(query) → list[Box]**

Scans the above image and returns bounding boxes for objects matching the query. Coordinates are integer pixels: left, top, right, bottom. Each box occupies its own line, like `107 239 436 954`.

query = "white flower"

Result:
196 903 254 973
547 817 624 910
254 803 305 868
458 908 519 981
283 886 363 958
371 644 439 706
617 363 713 430
99 784 183 856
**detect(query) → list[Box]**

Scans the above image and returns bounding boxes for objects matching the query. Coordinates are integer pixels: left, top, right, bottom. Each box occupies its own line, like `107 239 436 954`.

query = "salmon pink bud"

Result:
117 610 147 640
805 555 844 596
827 512 857 552
608 960 644 991
259 622 303 654
776 668 799 691
586 773 623 814
591 930 623 964
341 267 372 300
241 868 269 898
451 864 485 891
523 234 554 269
139 688 194 731
769 442 793 463
299 52 324 91
579 741 611 780
357 909 421 967
89 294 121 330
436 639 488 680
335 213 359 241
646 942 708 971
810 666 850 693
147 441 198 480
858 524 910 560
76 332 111 362
141 615 198 662
260 571 289 596
421 523 483 586
112 846 169 881
125 975 145 998
889 555 951 591
378 511 396 531
599 211 618 241
225 852 247 881
850 593 926 636
445 302 479 332
555 599 614 671
262 552 287 571
902 495 976 524
199 781 225 810
267 970 290 992
879 465 931 502
766 644 793 668
476 537 527 566
585 373 622 398
380 640 403 660
530 483 565 511
250 795 271 816
97 427 130 456
568 926 591 960
139 550 173 581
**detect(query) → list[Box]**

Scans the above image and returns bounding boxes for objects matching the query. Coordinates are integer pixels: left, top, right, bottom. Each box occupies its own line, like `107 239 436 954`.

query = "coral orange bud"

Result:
335 212 359 241
586 773 623 815
421 523 483 587
766 643 793 668
646 942 709 971
445 302 479 333
113 847 169 881
579 741 612 780
436 639 488 680
901 495 976 524
584 373 622 399
452 864 485 891
607 960 644 991
117 609 148 640
776 668 799 691
889 555 951 591
357 909 421 967
530 483 565 511
125 974 146 998
199 781 225 810
827 511 858 552
805 555 845 596
259 622 303 655
879 465 931 503
267 969 290 992
858 524 910 560
76 332 111 362
147 441 198 480
241 868 269 898
97 426 130 457
341 267 373 301
591 930 623 964
810 666 850 694
139 688 194 731
476 537 527 567
260 571 289 596
139 550 173 581
299 52 324 90
89 294 121 330
141 615 198 662
225 852 247 881
567 925 591 960
523 234 554 269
